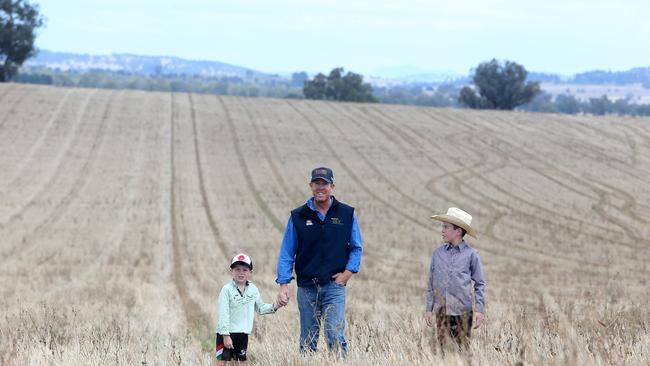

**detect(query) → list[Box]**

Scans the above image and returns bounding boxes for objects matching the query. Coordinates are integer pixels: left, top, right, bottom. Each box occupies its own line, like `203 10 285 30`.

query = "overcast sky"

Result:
36 0 650 76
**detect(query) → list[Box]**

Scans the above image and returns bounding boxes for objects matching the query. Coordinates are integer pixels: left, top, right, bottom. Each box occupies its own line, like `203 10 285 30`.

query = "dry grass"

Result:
1 83 649 365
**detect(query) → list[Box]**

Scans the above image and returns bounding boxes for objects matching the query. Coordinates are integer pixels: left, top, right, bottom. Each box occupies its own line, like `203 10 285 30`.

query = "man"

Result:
276 167 363 355
425 207 486 351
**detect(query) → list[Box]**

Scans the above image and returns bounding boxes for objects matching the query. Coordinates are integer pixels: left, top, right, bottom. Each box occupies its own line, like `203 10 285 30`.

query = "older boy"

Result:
425 207 486 351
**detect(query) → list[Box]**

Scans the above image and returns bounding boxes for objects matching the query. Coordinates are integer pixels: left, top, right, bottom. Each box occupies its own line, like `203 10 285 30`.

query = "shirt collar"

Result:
445 240 467 251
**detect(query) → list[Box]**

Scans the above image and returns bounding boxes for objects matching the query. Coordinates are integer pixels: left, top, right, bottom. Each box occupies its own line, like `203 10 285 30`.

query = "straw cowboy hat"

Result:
430 207 477 238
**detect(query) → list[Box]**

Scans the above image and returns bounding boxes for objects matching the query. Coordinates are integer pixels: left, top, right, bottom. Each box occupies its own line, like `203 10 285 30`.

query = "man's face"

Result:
441 222 462 243
231 264 252 284
309 179 334 203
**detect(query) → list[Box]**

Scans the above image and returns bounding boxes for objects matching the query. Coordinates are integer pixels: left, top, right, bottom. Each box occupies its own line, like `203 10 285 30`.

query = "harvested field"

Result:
1 83 649 365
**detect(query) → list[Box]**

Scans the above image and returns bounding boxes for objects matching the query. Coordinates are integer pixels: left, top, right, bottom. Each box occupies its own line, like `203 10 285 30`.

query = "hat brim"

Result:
430 214 477 238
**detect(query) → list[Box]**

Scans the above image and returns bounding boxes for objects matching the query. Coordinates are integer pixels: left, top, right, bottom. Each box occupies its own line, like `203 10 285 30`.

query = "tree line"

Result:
14 67 304 98
520 93 650 116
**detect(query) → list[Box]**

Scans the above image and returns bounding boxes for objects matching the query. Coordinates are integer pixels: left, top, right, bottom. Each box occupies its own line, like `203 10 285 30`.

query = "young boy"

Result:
425 207 486 351
215 253 282 364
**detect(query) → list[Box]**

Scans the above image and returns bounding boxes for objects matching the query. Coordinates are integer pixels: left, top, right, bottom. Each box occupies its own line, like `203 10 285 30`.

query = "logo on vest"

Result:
306 220 313 226
331 217 343 225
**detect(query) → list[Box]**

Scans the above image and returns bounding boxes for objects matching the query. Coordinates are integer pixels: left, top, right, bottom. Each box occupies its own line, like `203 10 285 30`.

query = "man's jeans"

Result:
297 280 348 355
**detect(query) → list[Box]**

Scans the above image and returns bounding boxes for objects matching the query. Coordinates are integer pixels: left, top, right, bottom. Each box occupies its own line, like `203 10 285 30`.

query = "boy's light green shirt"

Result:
216 281 275 335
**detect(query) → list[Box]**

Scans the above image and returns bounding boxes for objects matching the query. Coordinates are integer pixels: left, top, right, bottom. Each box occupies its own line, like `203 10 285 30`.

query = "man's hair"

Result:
452 224 466 238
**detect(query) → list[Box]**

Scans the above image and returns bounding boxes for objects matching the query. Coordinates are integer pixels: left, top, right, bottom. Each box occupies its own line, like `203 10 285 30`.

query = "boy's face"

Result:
231 264 252 284
441 222 462 243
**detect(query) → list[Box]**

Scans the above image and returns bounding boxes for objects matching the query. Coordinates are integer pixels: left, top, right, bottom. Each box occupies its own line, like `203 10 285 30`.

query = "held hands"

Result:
273 300 286 311
276 284 290 307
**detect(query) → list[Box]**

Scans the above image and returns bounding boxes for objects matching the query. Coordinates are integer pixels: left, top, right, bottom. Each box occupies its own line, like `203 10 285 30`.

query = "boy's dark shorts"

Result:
216 333 248 361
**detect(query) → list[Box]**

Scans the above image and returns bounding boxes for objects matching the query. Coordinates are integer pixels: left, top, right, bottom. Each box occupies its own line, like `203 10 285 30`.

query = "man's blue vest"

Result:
290 197 354 287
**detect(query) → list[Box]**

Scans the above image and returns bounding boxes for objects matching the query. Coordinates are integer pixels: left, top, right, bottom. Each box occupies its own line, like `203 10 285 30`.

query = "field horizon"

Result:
1 83 649 365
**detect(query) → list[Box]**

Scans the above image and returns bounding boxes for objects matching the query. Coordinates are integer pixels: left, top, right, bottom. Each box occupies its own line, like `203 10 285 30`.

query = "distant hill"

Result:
572 67 650 86
528 68 650 87
25 50 272 79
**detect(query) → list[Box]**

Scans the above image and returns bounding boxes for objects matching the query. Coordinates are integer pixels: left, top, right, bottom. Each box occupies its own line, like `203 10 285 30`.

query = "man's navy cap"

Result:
310 167 334 183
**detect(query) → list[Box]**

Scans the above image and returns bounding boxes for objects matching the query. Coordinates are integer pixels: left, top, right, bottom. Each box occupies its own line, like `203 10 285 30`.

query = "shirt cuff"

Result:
275 277 294 285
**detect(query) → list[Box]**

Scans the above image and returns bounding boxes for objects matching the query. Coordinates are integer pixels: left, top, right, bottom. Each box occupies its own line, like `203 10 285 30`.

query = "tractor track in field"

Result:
0 90 100 226
408 108 650 265
3 89 76 190
0 85 30 132
0 93 97 220
448 111 650 259
237 97 303 204
494 112 650 196
508 112 636 172
326 102 437 213
0 91 116 263
424 109 631 235
216 95 285 232
466 112 650 249
391 107 649 267
40 92 151 295
30 91 114 234
434 109 599 200
188 93 231 257
170 93 212 334
352 104 613 273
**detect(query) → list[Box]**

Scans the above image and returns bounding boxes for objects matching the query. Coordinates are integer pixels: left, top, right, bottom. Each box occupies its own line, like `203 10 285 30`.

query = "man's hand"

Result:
424 311 434 327
273 300 286 311
223 335 233 349
331 270 353 285
473 312 484 329
277 284 290 307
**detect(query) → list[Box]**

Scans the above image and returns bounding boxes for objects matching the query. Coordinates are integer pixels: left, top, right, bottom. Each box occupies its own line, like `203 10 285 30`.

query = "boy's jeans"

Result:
297 280 348 355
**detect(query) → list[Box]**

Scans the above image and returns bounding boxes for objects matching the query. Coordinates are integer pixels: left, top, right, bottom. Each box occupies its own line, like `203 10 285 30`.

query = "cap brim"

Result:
230 261 253 269
310 177 333 183
430 214 477 238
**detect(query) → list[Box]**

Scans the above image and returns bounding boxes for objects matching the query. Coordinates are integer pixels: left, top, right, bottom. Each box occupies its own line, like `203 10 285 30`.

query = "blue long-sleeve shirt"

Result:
276 197 363 285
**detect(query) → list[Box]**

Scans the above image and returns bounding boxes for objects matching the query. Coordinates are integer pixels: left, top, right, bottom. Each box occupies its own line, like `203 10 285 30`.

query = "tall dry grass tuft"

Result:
0 304 210 365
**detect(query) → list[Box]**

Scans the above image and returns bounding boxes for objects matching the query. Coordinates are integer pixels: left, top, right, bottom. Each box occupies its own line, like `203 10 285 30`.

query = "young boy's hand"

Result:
273 302 284 311
223 335 233 349
424 311 433 327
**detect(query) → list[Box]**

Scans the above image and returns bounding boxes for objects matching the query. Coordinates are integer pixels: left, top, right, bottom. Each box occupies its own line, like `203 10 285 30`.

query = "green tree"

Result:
588 95 612 116
303 72 327 99
459 59 541 110
555 94 581 114
303 67 375 102
0 0 44 82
